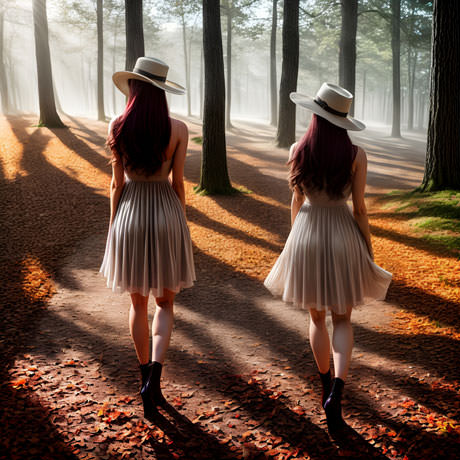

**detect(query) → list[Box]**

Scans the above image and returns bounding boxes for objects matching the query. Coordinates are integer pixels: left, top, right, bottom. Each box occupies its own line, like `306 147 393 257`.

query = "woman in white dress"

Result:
100 57 195 418
264 83 391 434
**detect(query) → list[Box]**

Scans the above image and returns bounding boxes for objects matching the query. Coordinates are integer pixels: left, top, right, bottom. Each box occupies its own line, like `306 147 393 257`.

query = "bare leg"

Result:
331 307 353 381
129 293 150 365
309 308 330 373
152 289 175 364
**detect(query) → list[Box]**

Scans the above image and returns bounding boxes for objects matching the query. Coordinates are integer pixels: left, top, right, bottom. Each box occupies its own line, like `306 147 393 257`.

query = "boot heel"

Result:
323 377 346 433
141 388 155 417
319 369 332 407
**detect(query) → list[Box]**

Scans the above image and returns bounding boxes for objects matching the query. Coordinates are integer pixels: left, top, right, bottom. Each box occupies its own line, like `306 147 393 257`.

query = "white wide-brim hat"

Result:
112 56 185 96
290 82 365 131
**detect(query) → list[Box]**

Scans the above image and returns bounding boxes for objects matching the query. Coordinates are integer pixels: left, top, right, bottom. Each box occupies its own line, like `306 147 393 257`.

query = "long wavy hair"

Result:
108 79 171 175
288 114 357 199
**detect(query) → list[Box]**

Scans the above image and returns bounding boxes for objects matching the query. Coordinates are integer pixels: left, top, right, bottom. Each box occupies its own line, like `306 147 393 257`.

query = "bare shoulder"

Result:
355 145 367 164
356 145 366 158
288 142 298 161
170 118 189 139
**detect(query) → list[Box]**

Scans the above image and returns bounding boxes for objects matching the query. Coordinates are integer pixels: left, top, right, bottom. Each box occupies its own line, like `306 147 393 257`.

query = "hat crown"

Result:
134 57 169 79
316 83 353 115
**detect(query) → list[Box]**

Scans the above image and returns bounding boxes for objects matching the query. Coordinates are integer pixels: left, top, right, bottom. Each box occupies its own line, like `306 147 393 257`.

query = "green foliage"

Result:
192 136 202 144
379 190 460 254
193 184 240 196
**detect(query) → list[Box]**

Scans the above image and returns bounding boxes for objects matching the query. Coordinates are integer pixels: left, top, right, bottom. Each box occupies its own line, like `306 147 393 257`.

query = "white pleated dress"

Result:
264 187 392 314
100 164 196 297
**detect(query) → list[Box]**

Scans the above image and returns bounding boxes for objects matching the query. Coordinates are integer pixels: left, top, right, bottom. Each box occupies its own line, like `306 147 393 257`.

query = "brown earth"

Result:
0 114 459 460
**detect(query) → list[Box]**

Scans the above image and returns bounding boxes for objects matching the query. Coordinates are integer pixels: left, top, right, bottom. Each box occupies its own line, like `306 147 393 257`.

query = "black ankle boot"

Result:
150 361 166 406
319 369 332 407
139 362 155 417
323 377 346 433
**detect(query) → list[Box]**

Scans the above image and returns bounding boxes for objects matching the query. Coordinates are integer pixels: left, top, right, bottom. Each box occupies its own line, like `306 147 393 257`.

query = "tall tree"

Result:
221 0 261 129
32 0 64 127
276 0 299 148
224 0 233 129
270 0 277 126
402 0 431 131
0 5 9 113
391 0 401 137
97 0 105 120
421 0 460 191
338 0 357 116
197 0 232 194
159 0 200 117
125 0 144 70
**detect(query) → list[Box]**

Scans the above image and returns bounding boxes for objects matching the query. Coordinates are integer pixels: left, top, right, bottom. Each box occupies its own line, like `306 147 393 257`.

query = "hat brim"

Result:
112 71 186 96
290 92 365 131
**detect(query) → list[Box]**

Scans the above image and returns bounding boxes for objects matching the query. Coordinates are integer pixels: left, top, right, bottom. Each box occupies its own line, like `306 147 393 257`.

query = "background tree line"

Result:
0 0 458 191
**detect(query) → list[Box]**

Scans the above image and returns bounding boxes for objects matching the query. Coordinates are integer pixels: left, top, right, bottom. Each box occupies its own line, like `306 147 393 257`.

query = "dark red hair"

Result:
289 114 357 199
108 79 171 175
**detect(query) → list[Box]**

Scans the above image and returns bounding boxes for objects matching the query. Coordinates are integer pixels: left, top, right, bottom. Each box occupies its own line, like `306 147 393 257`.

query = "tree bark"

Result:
421 0 460 190
198 0 233 194
97 0 105 120
32 0 64 127
270 0 277 126
338 0 357 116
276 0 299 148
225 0 233 129
391 0 401 137
0 8 10 113
199 46 204 119
407 48 417 131
181 13 191 116
125 0 144 71
361 69 366 119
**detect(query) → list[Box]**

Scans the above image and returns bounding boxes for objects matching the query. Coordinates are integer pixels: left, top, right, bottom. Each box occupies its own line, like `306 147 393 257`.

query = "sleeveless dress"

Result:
264 151 391 314
100 156 196 298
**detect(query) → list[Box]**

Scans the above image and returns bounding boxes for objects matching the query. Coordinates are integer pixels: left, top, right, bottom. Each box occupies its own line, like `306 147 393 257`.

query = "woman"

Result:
100 57 195 418
264 83 391 434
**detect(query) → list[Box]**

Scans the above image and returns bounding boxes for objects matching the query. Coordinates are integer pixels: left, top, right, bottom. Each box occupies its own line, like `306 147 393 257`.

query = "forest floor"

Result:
0 113 459 460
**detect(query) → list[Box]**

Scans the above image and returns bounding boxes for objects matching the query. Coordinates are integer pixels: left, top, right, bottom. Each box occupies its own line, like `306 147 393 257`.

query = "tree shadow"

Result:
370 222 459 261
0 115 111 457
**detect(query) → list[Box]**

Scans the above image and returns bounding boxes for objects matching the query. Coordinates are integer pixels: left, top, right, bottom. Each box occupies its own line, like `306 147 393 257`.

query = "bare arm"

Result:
351 147 374 259
291 186 304 226
110 156 125 225
171 120 188 214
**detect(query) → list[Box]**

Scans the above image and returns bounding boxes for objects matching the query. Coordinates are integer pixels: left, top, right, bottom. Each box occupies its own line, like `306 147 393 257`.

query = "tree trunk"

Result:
198 0 233 194
276 0 299 148
97 0 105 120
225 0 233 129
270 0 277 126
421 0 460 190
199 46 204 119
338 0 357 116
417 89 424 130
361 69 366 119
112 20 117 114
391 0 401 137
407 49 417 131
0 8 10 113
32 0 64 127
181 14 191 116
125 0 144 71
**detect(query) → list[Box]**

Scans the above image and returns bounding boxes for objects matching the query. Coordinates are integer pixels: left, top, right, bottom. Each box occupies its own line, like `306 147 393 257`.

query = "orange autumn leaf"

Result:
11 378 27 389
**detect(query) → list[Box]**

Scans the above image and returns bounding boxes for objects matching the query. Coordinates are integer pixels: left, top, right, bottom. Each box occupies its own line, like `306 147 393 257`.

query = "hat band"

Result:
314 97 348 118
133 67 167 83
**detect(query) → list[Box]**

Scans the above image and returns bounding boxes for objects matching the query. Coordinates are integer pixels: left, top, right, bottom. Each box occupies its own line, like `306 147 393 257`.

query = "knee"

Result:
131 295 148 310
156 298 174 310
309 309 327 328
331 311 351 327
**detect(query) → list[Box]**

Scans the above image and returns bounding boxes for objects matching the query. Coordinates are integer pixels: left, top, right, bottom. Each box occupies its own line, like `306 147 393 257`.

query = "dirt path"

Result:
2 115 459 460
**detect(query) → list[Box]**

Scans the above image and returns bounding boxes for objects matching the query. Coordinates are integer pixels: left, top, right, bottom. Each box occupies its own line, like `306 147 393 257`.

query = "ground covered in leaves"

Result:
0 115 459 459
